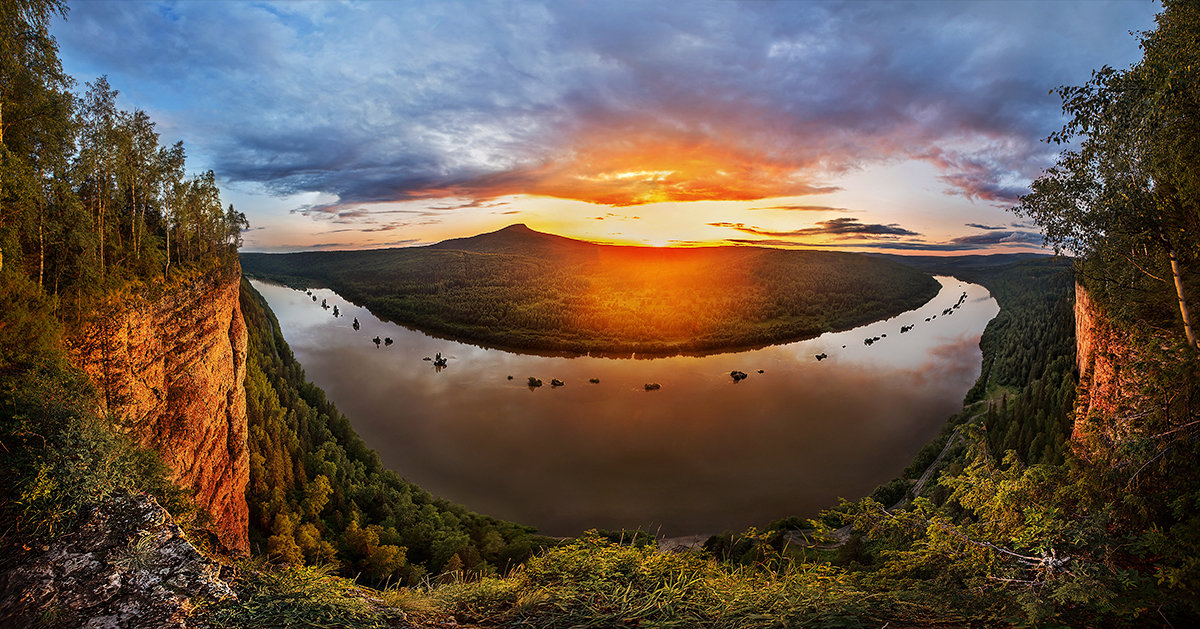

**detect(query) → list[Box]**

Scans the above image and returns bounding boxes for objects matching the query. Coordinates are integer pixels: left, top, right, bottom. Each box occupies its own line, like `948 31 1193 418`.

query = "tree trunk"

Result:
164 204 170 280
38 176 44 288
1167 244 1198 349
99 189 106 280
131 182 138 258
1 100 4 274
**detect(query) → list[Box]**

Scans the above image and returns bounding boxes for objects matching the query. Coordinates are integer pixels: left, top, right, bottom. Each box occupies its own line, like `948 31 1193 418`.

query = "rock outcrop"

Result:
67 265 249 553
0 492 233 628
1073 282 1142 453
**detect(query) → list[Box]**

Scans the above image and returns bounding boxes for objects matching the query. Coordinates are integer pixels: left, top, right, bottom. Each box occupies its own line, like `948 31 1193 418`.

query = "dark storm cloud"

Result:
708 218 919 239
54 1 1158 210
428 200 511 211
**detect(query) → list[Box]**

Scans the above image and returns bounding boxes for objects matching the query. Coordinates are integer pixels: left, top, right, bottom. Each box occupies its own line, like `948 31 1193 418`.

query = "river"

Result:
250 276 998 536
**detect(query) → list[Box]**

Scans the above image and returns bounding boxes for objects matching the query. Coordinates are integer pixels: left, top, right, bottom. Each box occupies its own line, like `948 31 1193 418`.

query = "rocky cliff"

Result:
1073 282 1146 455
0 493 233 628
67 265 249 553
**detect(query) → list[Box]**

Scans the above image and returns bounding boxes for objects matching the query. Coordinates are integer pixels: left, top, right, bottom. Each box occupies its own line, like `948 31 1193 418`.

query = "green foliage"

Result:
0 270 63 372
1014 0 1200 348
240 279 547 587
825 14 1200 616
0 282 190 546
0 0 241 576
868 478 909 507
706 238 1195 625
241 234 939 356
436 533 928 628
196 563 396 629
2 0 245 307
957 259 1077 465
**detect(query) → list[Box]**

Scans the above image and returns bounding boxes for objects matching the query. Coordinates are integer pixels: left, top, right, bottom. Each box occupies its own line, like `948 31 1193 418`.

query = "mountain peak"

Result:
427 223 587 255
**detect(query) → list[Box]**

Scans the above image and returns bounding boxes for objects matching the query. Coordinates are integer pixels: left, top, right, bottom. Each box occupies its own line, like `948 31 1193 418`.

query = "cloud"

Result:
748 204 851 212
52 1 1158 215
254 237 424 252
965 223 1005 230
427 199 511 211
947 230 1045 246
708 217 919 240
322 223 400 234
723 238 950 251
724 226 1046 252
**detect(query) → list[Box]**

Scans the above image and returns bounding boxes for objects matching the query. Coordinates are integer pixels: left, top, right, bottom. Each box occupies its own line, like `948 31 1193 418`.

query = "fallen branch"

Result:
875 504 1072 575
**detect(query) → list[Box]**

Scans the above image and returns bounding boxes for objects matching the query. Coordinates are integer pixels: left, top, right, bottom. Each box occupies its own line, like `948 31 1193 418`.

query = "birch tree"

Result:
1015 0 1200 349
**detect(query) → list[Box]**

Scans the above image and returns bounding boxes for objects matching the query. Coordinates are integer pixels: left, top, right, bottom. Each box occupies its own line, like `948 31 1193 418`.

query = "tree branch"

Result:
1115 251 1168 283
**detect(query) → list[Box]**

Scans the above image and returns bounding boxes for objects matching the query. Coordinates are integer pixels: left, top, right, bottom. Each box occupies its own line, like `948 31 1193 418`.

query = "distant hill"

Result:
868 252 1055 273
427 223 597 257
241 225 941 355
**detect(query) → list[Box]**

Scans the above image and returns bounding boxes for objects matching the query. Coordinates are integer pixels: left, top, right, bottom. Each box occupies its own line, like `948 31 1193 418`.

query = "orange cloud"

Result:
410 125 841 207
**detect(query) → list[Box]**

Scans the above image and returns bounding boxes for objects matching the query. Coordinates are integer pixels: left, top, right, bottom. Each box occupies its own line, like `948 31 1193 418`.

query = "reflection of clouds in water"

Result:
251 277 998 536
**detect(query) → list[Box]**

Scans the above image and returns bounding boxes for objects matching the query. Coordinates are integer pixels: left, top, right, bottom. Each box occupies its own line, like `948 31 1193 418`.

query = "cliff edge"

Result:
0 493 233 627
1072 281 1178 459
67 265 249 553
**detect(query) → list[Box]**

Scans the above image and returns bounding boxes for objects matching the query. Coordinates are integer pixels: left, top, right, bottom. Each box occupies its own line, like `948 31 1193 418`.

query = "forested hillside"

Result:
240 279 548 586
962 262 1076 465
242 225 940 356
850 256 1077 514
1 0 241 562
1 1 246 324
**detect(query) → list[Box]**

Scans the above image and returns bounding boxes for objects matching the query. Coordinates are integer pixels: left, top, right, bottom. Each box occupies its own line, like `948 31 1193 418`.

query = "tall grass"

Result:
434 534 915 628
196 563 399 629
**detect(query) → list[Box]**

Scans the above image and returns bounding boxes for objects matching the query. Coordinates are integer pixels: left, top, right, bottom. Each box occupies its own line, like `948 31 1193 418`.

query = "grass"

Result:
431 533 923 628
189 534 971 628
195 563 400 629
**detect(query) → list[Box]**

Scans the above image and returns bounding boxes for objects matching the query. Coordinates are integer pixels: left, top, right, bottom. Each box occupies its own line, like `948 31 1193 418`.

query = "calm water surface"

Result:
252 277 998 536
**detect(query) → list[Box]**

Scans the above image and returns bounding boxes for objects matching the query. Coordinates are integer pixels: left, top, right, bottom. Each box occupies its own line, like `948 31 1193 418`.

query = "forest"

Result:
1 0 247 323
874 254 1078 467
242 226 941 356
240 279 550 585
0 8 243 596
1 0 246 541
3 0 1199 626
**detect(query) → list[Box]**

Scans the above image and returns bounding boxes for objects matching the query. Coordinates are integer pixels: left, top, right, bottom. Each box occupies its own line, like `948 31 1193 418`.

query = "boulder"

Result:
0 493 233 628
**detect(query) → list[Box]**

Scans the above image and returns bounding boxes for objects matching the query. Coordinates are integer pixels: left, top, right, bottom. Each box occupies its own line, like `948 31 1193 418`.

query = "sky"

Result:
51 0 1161 253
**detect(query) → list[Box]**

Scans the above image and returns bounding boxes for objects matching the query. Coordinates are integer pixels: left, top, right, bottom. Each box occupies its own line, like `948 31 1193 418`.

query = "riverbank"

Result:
241 224 941 357
250 274 997 536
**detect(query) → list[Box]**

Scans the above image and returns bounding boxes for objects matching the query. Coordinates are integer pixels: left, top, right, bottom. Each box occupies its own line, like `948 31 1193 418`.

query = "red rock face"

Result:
1073 282 1137 454
68 266 249 554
